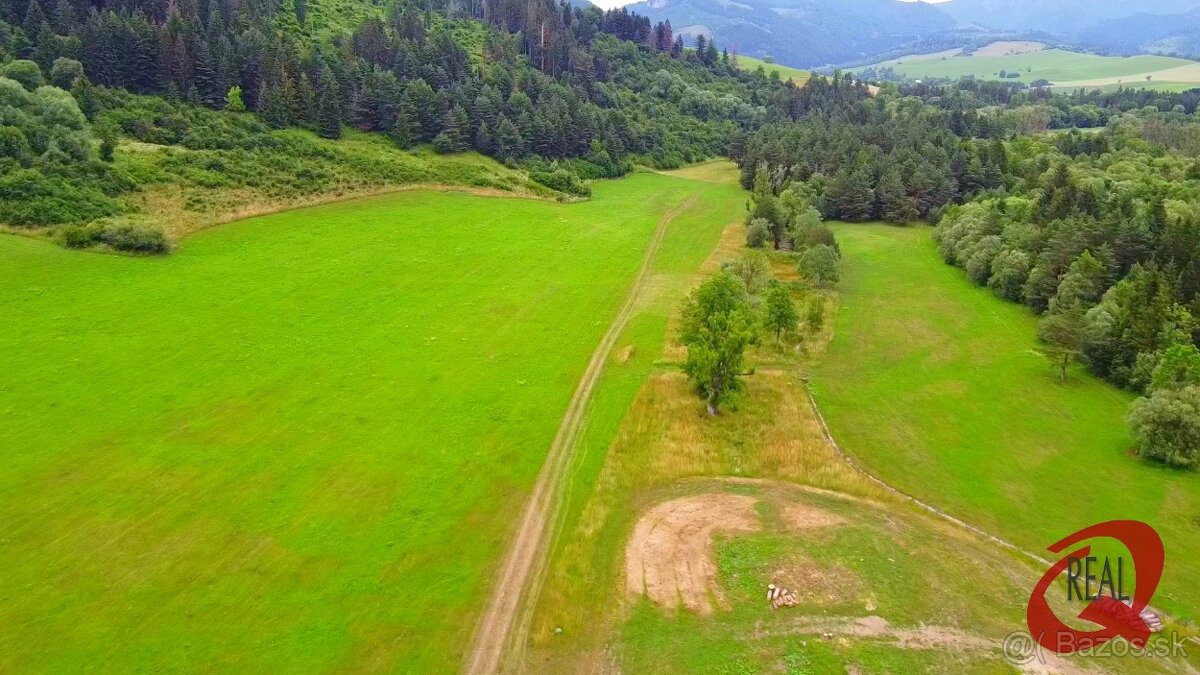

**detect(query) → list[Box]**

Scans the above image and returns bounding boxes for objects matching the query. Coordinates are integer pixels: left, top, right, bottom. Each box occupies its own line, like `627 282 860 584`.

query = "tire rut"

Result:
463 193 701 675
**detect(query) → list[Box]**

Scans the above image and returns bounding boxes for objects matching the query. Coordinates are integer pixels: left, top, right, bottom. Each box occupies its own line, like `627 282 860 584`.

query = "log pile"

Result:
767 583 798 609
1122 599 1165 633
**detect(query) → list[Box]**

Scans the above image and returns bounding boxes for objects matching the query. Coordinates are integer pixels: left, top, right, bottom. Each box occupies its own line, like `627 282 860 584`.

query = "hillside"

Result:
0 0 796 252
1079 9 1200 58
938 0 1200 34
622 0 956 67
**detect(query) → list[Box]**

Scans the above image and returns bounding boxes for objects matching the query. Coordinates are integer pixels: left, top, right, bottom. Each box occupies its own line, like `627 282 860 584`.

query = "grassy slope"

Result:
735 55 811 85
810 224 1200 620
116 131 549 242
853 48 1200 89
0 168 740 672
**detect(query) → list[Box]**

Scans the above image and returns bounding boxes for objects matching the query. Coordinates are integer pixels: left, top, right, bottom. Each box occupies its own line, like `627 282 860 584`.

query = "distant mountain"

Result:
621 0 958 67
1077 9 1200 57
937 0 1200 34
622 0 1200 71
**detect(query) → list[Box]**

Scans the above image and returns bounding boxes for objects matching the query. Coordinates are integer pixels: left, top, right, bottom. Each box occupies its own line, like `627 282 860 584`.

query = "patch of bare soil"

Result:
771 557 864 607
624 493 761 615
780 502 846 531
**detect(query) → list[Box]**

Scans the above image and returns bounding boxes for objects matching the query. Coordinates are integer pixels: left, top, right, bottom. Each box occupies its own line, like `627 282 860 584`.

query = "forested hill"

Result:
0 0 821 251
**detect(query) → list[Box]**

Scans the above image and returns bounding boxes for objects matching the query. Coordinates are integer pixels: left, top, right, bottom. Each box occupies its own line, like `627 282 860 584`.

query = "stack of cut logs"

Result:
1124 600 1165 633
767 583 798 610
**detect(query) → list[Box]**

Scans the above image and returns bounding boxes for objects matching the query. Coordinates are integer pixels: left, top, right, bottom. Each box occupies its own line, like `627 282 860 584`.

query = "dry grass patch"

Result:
530 366 891 650
974 41 1045 57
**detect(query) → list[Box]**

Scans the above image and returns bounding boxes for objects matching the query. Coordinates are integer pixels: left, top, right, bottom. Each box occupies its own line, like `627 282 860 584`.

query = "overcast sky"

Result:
587 0 951 11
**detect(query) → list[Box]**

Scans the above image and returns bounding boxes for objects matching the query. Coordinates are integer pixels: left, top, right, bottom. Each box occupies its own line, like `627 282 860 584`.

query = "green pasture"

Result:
0 168 741 672
735 55 811 85
811 224 1200 621
855 48 1200 89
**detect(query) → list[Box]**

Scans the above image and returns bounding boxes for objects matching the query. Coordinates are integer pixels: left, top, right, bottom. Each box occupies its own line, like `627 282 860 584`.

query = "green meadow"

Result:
0 168 742 672
811 224 1200 620
735 55 811 85
856 48 1200 90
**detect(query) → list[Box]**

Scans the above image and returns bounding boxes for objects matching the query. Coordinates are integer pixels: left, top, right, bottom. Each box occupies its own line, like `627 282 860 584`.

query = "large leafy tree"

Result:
1038 307 1087 382
680 272 758 415
1128 385 1200 468
764 282 798 345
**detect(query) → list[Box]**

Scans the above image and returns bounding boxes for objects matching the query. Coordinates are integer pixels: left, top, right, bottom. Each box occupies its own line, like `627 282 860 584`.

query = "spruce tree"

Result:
876 168 916 224
391 88 420 148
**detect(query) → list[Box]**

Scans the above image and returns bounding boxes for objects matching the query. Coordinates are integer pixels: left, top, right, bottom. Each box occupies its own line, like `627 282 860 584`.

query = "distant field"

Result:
0 168 744 672
854 44 1200 91
811 224 1200 621
735 55 811 85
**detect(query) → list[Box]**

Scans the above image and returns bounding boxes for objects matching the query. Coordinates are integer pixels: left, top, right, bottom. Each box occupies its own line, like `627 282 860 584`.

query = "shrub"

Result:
49 58 85 90
745 217 771 248
530 168 590 197
1 60 44 91
95 224 169 253
59 223 100 248
1128 386 1200 468
798 244 841 287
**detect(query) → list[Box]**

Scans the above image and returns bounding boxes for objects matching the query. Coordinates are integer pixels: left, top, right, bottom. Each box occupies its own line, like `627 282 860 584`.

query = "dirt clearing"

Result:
624 493 761 615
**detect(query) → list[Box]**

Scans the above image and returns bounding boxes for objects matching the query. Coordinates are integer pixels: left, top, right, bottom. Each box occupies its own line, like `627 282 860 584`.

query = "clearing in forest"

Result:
735 55 811 85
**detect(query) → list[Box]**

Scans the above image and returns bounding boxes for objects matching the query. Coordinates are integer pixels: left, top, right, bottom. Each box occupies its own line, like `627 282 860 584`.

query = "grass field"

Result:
854 45 1200 91
0 167 745 672
810 224 1200 621
735 55 811 85
525 231 1196 672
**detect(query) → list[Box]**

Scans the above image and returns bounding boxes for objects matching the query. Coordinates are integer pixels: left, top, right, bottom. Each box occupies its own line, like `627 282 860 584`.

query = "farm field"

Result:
810 224 1200 622
735 55 811 85
854 45 1200 91
0 167 744 672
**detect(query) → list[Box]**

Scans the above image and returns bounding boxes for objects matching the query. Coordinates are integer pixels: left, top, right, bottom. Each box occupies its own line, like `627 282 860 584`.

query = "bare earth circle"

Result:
624 493 761 615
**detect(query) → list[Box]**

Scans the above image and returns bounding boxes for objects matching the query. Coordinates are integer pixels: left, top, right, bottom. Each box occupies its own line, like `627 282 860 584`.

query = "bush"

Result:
1 60 44 91
798 244 841 287
530 168 590 197
0 170 123 226
95 224 169 253
1128 386 1200 468
59 223 100 248
745 217 771 248
49 58 85 90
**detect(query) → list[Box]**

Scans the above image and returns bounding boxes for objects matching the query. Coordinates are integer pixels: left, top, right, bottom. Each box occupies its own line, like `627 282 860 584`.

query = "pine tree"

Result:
876 168 917 224
391 86 420 148
827 167 874 222
257 82 291 129
495 115 524 161
53 0 76 34
432 106 466 153
23 0 50 37
316 85 342 138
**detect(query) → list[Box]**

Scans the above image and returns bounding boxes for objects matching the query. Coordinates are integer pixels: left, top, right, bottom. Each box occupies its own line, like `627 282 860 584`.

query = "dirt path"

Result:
463 193 701 675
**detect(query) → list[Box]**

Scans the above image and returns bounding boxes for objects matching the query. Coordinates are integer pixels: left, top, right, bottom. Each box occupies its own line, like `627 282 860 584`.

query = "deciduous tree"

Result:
680 273 757 415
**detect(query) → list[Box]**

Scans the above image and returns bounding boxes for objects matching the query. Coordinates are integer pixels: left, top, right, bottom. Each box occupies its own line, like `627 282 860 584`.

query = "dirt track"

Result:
463 194 701 675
